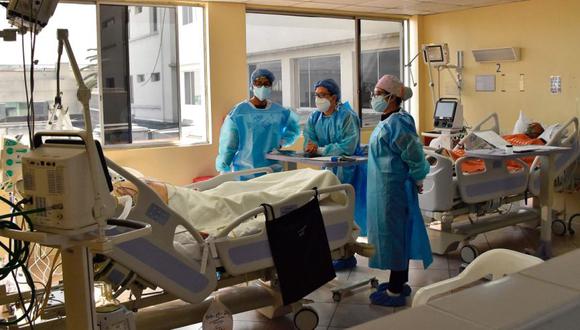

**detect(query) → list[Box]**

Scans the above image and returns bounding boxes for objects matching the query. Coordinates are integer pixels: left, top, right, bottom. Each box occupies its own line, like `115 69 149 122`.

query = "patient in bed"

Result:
112 169 346 238
433 122 545 173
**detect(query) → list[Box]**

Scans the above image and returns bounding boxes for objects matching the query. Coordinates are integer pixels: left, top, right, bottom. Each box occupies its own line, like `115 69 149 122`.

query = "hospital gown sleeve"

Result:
303 115 319 149
394 133 430 181
280 110 300 147
320 114 359 156
215 116 239 172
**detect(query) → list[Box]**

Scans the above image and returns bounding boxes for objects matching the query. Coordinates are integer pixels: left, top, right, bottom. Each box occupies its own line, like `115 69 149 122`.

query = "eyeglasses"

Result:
253 80 272 87
315 93 332 98
370 91 390 98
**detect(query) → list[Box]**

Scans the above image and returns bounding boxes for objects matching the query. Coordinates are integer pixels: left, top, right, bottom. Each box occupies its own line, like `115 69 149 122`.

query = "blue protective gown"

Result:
367 109 432 270
303 103 368 235
215 100 300 173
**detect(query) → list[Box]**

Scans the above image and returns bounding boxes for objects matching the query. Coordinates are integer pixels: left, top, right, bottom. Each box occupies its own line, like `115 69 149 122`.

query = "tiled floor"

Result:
177 222 580 330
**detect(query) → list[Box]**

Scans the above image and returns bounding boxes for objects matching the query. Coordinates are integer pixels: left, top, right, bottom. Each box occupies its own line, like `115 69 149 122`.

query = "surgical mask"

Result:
315 97 331 112
371 95 391 113
253 86 271 101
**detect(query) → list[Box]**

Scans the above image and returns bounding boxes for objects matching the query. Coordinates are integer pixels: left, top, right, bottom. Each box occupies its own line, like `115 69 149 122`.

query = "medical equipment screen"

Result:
435 101 456 119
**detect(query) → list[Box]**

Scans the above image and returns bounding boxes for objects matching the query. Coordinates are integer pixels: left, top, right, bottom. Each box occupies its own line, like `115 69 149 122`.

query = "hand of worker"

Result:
305 142 318 154
416 182 424 194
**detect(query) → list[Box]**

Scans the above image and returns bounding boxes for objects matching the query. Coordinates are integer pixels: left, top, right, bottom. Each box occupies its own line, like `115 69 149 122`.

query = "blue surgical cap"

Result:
313 79 341 101
250 68 275 85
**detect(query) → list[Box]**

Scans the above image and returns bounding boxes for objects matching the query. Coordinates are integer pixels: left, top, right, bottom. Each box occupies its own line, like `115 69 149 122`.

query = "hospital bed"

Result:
419 113 579 262
95 163 363 329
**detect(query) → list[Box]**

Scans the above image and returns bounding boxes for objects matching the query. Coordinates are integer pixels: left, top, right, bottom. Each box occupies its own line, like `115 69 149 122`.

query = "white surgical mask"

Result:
315 97 331 112
253 86 272 101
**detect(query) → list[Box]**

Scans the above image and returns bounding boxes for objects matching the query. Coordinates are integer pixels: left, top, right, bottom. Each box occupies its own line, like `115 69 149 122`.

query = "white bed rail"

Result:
455 157 529 204
185 167 274 191
528 117 579 195
105 158 218 304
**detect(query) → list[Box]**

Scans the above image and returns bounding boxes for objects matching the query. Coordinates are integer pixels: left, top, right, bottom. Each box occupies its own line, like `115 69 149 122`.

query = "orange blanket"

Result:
448 134 544 173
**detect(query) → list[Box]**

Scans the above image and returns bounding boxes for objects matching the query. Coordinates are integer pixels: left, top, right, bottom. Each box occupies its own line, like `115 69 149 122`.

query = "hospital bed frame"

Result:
420 114 579 262
94 163 362 329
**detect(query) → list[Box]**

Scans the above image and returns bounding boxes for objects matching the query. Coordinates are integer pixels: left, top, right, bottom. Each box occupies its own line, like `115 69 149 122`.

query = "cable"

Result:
0 195 36 327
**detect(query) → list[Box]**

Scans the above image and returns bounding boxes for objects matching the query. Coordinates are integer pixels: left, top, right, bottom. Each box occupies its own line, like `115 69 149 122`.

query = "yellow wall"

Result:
105 2 248 185
418 0 580 133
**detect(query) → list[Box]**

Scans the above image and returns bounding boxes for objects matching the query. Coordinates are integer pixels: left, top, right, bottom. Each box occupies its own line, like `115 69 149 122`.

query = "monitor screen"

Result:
424 45 444 62
435 101 456 119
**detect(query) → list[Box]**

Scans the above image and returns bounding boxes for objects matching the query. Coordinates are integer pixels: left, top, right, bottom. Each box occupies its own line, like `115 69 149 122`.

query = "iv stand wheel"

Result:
293 306 319 330
552 219 567 236
459 244 479 264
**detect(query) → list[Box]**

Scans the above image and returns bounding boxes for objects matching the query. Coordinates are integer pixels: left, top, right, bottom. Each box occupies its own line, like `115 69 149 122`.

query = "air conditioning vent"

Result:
472 47 520 62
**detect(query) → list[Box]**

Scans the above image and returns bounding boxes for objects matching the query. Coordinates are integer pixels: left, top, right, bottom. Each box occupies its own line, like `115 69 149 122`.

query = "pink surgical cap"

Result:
375 75 413 101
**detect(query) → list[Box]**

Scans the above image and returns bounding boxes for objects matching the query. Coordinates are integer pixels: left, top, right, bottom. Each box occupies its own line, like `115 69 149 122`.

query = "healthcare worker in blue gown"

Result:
215 69 300 175
366 75 432 307
303 79 367 270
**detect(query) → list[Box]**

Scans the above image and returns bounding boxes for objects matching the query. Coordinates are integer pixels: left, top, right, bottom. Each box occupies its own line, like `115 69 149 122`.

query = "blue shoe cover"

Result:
333 256 357 271
376 282 412 297
369 290 407 307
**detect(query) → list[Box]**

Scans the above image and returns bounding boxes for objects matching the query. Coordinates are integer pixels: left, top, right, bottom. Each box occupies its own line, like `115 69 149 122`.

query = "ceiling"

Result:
208 0 528 15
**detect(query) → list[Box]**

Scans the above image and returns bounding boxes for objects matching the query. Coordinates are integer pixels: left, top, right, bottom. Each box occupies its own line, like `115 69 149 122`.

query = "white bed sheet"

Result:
167 168 343 237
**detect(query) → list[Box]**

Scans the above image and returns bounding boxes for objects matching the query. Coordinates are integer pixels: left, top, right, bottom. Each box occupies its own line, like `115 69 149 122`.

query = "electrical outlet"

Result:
519 74 525 91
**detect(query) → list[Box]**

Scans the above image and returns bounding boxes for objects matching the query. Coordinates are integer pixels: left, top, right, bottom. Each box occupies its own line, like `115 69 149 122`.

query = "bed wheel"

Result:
552 219 567 236
568 214 580 235
459 245 479 264
332 292 342 302
370 278 379 289
293 306 319 330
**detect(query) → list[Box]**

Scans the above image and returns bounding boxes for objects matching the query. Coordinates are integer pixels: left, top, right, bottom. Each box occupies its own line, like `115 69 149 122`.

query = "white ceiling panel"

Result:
226 0 527 15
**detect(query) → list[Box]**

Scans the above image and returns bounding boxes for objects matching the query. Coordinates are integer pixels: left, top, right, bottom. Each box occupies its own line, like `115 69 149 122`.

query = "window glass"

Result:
0 3 97 142
360 20 402 127
99 5 207 144
246 13 353 126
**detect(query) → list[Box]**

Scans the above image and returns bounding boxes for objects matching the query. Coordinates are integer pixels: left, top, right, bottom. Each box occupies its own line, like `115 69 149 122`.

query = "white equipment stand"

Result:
466 147 570 259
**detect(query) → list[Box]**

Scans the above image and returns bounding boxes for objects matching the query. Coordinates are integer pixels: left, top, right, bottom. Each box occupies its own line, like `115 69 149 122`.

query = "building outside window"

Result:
0 4 208 146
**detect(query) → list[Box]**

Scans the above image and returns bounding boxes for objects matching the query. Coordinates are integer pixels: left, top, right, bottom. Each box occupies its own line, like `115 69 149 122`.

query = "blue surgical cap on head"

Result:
313 79 341 101
250 68 275 85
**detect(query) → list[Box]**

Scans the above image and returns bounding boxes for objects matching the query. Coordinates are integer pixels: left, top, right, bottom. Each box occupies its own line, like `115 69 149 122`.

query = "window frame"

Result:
96 2 209 149
245 10 408 128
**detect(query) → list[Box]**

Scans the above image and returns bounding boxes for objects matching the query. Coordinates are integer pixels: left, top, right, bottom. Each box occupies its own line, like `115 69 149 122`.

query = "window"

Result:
184 71 201 105
361 49 400 109
246 13 403 128
297 55 340 108
0 3 98 139
248 61 282 105
360 20 402 127
99 5 207 144
182 7 193 25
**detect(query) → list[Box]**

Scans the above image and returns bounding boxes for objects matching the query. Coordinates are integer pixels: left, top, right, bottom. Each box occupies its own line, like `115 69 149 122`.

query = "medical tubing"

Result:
0 195 37 326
